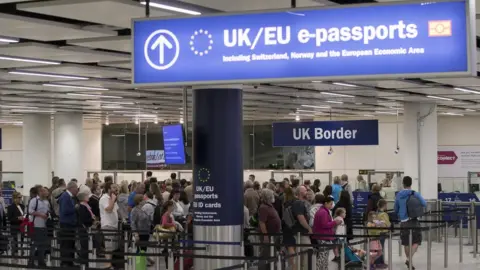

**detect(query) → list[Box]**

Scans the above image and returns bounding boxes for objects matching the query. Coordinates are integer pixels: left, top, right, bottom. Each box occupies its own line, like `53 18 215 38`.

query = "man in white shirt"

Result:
99 182 119 269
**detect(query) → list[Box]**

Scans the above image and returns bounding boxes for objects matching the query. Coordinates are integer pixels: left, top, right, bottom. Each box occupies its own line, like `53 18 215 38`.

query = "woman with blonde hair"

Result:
130 181 138 193
117 182 130 221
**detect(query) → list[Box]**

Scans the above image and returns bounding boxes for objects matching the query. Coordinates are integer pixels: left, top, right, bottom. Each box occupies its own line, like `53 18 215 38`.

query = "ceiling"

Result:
0 0 477 126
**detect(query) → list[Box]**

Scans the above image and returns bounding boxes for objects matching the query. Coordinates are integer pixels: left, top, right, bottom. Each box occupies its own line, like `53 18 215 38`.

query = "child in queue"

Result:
366 211 383 270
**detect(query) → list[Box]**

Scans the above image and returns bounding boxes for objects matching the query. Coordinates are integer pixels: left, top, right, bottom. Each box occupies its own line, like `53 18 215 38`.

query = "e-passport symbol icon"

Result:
428 20 452 37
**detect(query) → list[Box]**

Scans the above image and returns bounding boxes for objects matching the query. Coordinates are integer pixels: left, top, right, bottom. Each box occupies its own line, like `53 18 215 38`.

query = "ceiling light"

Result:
11 109 56 113
67 93 122 99
0 105 38 109
355 103 363 105
140 1 201 15
312 80 323 83
0 37 18 43
179 118 184 124
441 112 464 116
426 95 453 101
9 71 88 80
295 115 300 121
134 118 139 125
0 56 60 65
87 101 134 105
154 118 158 124
465 109 476 112
111 134 125 137
454 87 480 94
321 92 354 98
296 109 323 114
364 114 375 117
0 121 22 125
332 82 357 87
123 114 157 118
301 105 330 109
105 119 109 126
375 111 397 115
326 101 343 104
43 83 107 91
102 105 121 109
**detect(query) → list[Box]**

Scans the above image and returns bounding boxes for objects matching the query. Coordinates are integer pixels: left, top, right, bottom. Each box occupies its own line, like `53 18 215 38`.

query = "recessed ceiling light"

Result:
296 109 323 114
140 1 201 15
321 92 354 98
375 111 397 115
0 36 19 43
426 95 453 101
67 93 122 99
326 100 343 104
295 115 300 121
311 80 323 83
332 82 357 87
465 109 476 112
363 114 375 117
301 105 330 109
9 71 88 80
0 105 38 109
43 83 108 91
0 56 60 65
454 87 480 94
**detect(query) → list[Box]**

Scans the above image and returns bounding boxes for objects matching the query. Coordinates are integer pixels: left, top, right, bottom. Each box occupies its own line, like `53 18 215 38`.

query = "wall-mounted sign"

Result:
438 146 480 177
146 150 165 168
272 120 379 147
133 0 474 85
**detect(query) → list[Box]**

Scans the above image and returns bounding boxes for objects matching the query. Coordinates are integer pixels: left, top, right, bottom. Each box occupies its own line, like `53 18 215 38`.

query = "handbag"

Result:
153 225 176 240
135 250 147 270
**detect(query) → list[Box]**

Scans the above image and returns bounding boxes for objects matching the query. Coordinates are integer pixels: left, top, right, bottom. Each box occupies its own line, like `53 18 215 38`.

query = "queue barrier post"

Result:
88 228 94 269
427 225 432 270
132 239 137 270
398 238 402 257
475 204 479 256
307 249 313 270
444 222 448 268
408 229 412 270
468 205 472 245
388 231 392 270
276 251 282 270
366 237 370 268
270 236 275 270
340 241 346 270
124 230 129 270
168 237 175 270
459 218 463 263
180 234 184 270
296 232 301 269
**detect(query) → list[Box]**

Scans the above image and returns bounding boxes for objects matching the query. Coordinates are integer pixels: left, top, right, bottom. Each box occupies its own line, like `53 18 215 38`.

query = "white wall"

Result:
315 116 480 190
0 121 102 179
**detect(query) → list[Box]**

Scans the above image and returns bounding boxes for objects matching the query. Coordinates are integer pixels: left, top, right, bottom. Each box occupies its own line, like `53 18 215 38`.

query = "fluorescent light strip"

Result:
9 71 88 80
363 114 375 117
140 1 201 15
11 109 55 113
321 92 354 98
87 100 134 105
0 37 18 43
301 105 330 109
67 93 122 99
311 80 323 83
441 112 464 116
426 95 453 101
465 109 476 112
289 113 315 117
123 114 157 118
0 56 60 65
454 87 480 94
375 111 397 115
296 109 323 114
0 105 38 109
326 100 343 104
332 82 357 87
43 83 107 91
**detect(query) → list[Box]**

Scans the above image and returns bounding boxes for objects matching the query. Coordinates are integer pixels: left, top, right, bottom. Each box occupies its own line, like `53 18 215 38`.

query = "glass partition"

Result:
87 171 116 183
117 171 144 184
0 172 23 189
301 171 332 189
152 171 177 181
271 171 302 182
367 171 403 190
439 177 467 193
178 170 193 181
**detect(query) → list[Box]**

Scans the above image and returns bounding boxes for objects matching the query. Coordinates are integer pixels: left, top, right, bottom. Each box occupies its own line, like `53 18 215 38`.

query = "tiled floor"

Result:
5 237 479 269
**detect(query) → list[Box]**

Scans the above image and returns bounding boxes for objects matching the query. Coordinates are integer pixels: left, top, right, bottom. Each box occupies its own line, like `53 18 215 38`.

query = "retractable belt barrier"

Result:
0 208 476 270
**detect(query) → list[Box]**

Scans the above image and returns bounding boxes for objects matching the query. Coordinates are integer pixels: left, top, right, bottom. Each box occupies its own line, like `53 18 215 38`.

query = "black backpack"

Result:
406 191 424 219
153 203 163 226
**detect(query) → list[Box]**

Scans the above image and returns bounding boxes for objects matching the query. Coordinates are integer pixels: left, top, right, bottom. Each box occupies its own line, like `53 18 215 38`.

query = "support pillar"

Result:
54 114 84 182
192 86 243 270
403 103 438 199
23 115 51 195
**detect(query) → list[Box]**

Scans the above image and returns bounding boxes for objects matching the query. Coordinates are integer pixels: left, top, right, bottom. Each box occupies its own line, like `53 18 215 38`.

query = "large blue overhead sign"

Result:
132 0 474 85
272 120 379 147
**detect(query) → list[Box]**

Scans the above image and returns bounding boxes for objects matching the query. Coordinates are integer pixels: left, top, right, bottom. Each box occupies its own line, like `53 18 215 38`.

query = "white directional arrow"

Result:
150 35 173 65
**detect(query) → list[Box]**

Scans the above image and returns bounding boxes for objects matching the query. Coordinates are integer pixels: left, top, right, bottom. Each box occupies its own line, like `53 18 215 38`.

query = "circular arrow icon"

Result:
144 29 180 70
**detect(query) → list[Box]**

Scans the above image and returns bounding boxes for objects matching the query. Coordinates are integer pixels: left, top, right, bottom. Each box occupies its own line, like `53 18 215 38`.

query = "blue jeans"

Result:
375 236 386 264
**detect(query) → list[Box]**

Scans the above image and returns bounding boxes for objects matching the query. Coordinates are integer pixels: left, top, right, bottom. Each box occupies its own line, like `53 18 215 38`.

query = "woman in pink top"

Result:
161 200 176 228
312 196 342 270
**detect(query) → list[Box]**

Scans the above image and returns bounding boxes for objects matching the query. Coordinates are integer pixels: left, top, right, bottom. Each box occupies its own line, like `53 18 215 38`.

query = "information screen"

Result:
162 124 186 165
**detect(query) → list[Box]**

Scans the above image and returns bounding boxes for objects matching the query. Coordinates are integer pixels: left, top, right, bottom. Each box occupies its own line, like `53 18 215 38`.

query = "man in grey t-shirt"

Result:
28 186 50 267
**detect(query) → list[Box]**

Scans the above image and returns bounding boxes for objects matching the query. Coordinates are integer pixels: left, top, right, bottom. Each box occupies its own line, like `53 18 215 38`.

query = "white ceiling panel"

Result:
0 13 115 41
0 43 129 63
180 0 324 11
401 87 464 95
18 0 173 28
67 36 131 52
98 61 131 69
347 80 426 90
21 64 130 79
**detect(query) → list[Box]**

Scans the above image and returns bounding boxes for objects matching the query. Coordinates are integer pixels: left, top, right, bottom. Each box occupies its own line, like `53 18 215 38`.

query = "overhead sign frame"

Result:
132 0 476 86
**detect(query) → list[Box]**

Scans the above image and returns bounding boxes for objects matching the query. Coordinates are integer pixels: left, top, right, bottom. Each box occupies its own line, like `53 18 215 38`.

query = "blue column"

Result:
192 87 243 269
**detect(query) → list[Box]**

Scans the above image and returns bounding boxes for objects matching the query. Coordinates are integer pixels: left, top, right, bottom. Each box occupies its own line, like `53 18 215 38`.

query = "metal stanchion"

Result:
340 241 345 270
88 228 94 269
276 252 282 270
438 201 443 242
179 234 184 270
270 236 275 270
468 205 472 245
408 229 412 270
366 237 370 268
398 238 402 257
168 238 174 270
444 222 448 268
460 219 463 263
307 249 313 270
388 231 393 270
296 232 300 270
475 207 479 257
124 231 129 270
132 239 137 270
427 226 432 270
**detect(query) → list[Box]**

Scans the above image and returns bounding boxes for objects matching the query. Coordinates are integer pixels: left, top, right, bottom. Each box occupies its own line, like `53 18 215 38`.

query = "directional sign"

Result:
133 0 474 85
437 151 458 164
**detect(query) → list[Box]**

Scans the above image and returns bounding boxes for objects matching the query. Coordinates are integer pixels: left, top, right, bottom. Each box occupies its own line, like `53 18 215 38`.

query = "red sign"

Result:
438 151 458 164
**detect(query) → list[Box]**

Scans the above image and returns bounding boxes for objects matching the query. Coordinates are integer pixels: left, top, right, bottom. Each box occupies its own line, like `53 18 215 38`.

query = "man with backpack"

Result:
394 176 426 270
